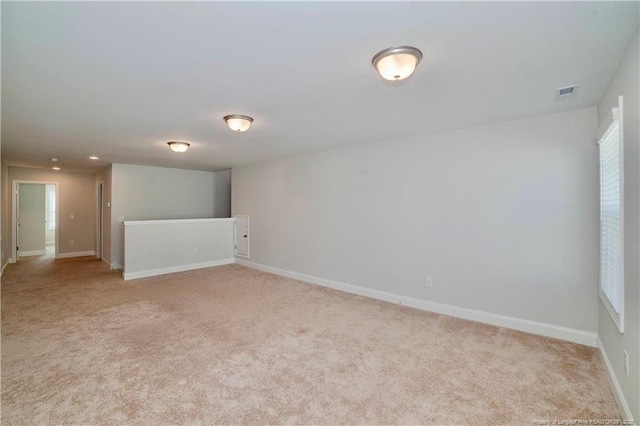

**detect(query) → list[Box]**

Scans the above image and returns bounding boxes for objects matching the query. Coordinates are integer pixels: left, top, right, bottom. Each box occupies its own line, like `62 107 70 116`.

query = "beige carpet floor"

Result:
1 255 621 425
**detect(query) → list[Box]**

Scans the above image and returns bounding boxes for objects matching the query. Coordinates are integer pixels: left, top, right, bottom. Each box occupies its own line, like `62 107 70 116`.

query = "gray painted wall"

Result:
232 107 599 333
597 30 639 422
213 169 232 218
110 164 220 269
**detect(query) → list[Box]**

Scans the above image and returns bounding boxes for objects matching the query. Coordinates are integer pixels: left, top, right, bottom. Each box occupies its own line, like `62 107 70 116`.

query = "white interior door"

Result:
234 215 249 258
18 184 46 257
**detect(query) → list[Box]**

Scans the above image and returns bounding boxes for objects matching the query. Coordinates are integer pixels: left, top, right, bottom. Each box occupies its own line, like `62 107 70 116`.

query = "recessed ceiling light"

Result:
52 166 61 171
50 157 58 163
372 46 422 81
167 141 190 153
224 115 253 132
89 155 99 160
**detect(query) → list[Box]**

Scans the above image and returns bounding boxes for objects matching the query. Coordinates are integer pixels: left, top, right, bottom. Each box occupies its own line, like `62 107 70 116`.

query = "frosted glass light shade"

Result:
224 115 253 132
167 141 190 153
372 46 422 81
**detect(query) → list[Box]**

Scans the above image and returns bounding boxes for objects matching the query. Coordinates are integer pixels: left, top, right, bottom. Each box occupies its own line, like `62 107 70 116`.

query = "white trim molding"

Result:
101 258 122 271
597 337 635 424
18 250 47 257
235 259 598 347
123 217 235 226
123 258 234 281
12 180 60 262
56 251 96 259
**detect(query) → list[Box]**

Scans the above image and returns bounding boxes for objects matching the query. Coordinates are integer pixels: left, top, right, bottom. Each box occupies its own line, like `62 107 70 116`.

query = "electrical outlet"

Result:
280 252 284 260
624 351 629 376
69 214 74 220
69 240 75 246
193 248 198 255
425 277 432 287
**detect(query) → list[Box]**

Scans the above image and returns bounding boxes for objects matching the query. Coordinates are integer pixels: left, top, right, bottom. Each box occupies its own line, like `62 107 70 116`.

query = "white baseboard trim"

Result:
56 251 96 259
101 258 123 271
597 337 635 424
235 259 598 347
19 250 46 257
123 258 235 281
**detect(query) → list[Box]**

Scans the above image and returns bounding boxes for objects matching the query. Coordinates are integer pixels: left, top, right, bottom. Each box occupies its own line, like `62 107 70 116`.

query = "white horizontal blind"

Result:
599 119 623 318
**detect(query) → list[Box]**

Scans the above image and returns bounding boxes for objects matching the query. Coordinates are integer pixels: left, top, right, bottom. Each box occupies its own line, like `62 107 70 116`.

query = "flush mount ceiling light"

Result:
52 166 61 171
89 155 99 160
224 115 253 132
167 141 190 153
372 46 422 81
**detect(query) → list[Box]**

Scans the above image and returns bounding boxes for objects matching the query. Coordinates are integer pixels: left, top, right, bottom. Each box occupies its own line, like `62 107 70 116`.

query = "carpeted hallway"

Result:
1 255 621 424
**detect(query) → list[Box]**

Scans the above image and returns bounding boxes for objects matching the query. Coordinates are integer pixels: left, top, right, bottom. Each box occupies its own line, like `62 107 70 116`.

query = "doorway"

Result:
45 184 57 256
12 180 59 262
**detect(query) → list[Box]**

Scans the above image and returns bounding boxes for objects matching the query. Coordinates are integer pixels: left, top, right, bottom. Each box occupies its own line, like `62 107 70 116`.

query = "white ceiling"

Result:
2 1 638 173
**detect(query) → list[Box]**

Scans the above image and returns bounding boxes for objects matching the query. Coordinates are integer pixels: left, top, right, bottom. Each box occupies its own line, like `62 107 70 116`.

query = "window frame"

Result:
597 95 624 333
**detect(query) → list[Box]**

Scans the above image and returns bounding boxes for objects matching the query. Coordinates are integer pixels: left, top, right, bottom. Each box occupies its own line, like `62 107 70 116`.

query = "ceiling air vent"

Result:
554 84 579 102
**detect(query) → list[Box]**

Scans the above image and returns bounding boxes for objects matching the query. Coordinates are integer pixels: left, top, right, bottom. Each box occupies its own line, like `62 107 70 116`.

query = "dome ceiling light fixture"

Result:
167 141 191 153
372 46 422 82
224 115 254 132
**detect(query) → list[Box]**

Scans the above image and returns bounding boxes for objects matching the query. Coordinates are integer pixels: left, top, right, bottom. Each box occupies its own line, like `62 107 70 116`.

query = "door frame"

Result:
234 215 250 259
11 180 60 262
96 181 104 259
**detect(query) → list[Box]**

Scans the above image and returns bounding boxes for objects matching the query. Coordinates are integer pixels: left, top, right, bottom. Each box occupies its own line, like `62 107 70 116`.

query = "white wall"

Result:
232 107 599 337
110 164 219 269
123 218 234 280
597 30 639 422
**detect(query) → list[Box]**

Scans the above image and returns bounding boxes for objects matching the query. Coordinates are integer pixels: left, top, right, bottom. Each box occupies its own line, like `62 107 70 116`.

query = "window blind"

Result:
599 117 623 326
